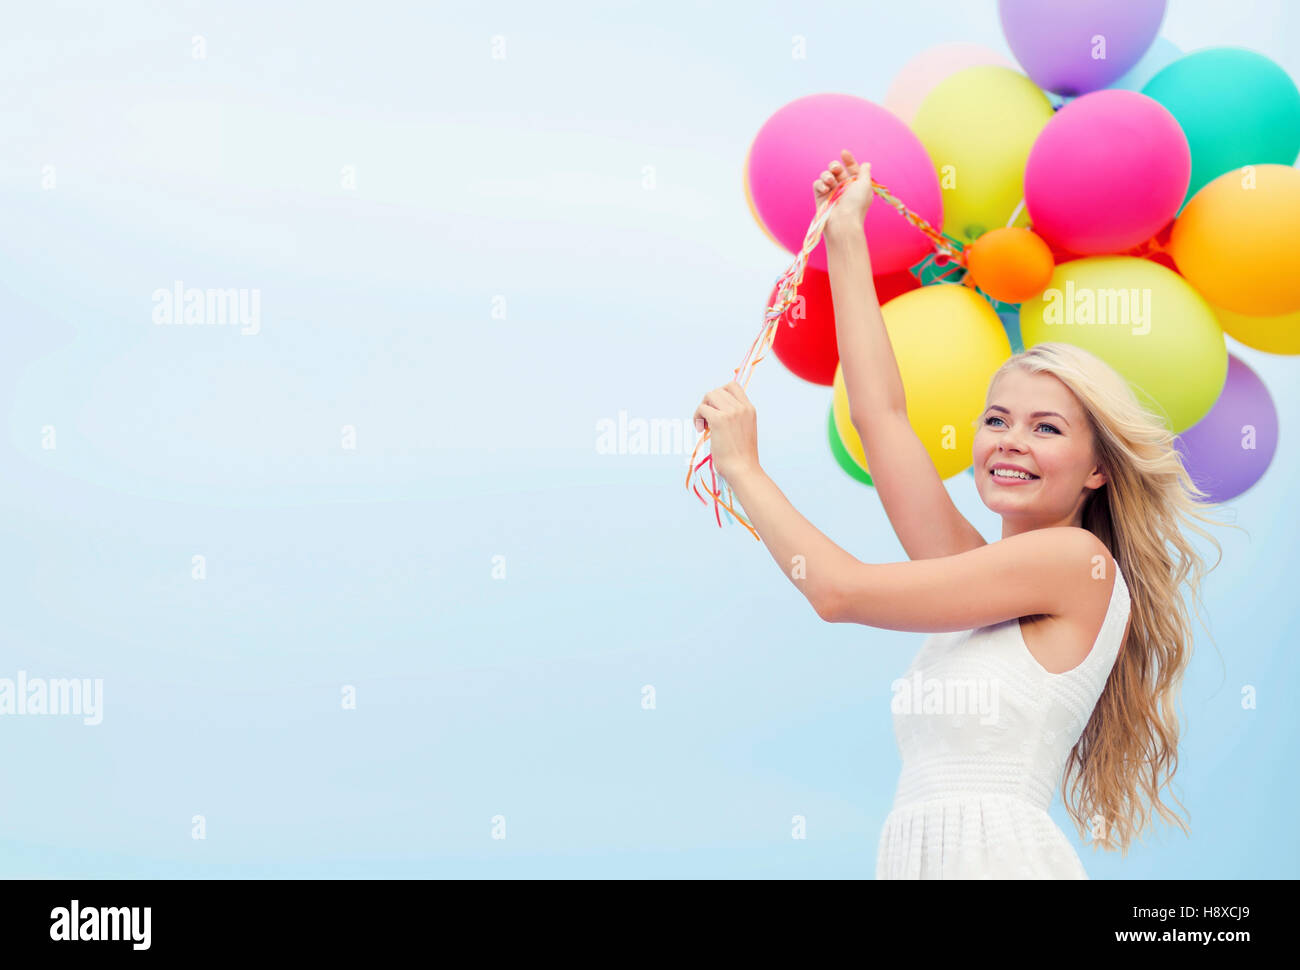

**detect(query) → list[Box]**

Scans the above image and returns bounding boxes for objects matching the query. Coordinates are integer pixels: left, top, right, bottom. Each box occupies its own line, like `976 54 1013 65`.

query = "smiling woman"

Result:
693 150 1234 880
864 341 1227 876
708 340 1225 877
971 366 1108 528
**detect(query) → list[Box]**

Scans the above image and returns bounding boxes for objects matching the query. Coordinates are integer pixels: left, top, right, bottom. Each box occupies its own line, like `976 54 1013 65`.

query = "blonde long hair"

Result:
991 342 1231 854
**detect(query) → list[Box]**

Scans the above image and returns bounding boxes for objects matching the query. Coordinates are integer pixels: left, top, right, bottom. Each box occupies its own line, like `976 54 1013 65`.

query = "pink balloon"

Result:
1024 89 1189 255
884 42 1014 124
748 94 942 274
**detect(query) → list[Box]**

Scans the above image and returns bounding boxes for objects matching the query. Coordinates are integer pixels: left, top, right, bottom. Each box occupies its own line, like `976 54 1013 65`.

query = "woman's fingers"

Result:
693 400 711 432
694 401 721 433
696 386 739 426
703 387 736 411
828 157 857 186
725 380 751 406
816 154 860 195
839 149 867 182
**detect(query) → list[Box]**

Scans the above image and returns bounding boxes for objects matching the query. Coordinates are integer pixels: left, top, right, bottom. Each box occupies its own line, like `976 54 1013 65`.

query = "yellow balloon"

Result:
743 141 785 251
1019 257 1227 431
1169 164 1300 316
911 66 1055 246
1212 302 1300 356
832 284 1012 480
883 42 1014 125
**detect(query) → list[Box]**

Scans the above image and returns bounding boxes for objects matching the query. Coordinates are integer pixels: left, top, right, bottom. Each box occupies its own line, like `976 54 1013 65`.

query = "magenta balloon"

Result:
747 94 942 274
1175 355 1278 502
1025 90 1189 254
999 0 1167 96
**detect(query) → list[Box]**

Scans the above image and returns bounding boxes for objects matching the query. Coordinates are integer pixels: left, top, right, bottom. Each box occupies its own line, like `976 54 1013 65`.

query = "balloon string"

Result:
687 171 964 537
866 177 967 267
1005 198 1026 229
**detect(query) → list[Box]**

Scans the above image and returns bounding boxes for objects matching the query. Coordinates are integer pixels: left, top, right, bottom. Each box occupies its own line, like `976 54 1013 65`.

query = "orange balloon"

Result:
1212 302 1300 355
1168 164 1300 316
965 227 1054 303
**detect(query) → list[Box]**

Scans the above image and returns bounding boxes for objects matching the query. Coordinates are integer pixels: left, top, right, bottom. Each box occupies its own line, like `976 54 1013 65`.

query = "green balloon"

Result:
827 405 872 486
1143 48 1300 207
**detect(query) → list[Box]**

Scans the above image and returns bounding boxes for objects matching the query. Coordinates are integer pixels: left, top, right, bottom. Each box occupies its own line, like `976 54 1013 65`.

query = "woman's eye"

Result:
982 416 1060 433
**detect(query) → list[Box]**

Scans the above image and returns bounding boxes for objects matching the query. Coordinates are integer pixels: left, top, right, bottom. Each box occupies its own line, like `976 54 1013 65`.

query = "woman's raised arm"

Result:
819 151 987 561
824 525 1114 634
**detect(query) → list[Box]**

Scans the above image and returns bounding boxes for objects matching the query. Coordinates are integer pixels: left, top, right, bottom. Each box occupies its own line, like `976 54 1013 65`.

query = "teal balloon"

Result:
998 308 1025 354
827 405 872 486
1143 48 1300 207
1108 36 1181 92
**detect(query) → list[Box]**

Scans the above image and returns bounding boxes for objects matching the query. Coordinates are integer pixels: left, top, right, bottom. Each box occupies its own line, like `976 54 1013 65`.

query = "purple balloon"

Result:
999 0 1167 96
1175 355 1278 503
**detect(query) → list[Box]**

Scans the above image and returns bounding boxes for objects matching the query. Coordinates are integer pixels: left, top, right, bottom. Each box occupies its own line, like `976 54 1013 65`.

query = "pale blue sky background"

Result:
0 0 1296 877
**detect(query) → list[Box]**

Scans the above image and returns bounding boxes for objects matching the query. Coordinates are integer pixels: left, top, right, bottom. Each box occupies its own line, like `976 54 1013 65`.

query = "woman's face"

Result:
972 367 1107 529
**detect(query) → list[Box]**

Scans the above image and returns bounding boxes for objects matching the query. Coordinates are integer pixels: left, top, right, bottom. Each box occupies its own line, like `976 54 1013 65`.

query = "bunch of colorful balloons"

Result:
744 0 1299 502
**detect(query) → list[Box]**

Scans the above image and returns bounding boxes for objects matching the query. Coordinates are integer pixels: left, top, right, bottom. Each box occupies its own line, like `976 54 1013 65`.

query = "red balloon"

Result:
1052 220 1179 270
1047 239 1076 265
769 268 919 385
875 269 922 305
1145 221 1178 271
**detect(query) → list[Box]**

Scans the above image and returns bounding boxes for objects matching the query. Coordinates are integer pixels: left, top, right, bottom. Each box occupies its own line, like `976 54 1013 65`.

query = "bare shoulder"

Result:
1036 526 1116 605
1016 527 1118 674
1053 526 1113 571
997 526 1112 577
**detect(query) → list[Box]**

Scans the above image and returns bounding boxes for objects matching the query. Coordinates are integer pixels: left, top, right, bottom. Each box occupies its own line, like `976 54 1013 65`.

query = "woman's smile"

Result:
989 462 1041 485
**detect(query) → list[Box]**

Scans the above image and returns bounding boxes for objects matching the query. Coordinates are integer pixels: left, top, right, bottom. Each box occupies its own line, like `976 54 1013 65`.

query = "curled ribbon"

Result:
686 171 964 539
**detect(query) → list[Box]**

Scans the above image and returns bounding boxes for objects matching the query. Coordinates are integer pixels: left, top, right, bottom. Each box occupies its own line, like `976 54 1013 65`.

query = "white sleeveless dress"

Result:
875 558 1130 879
